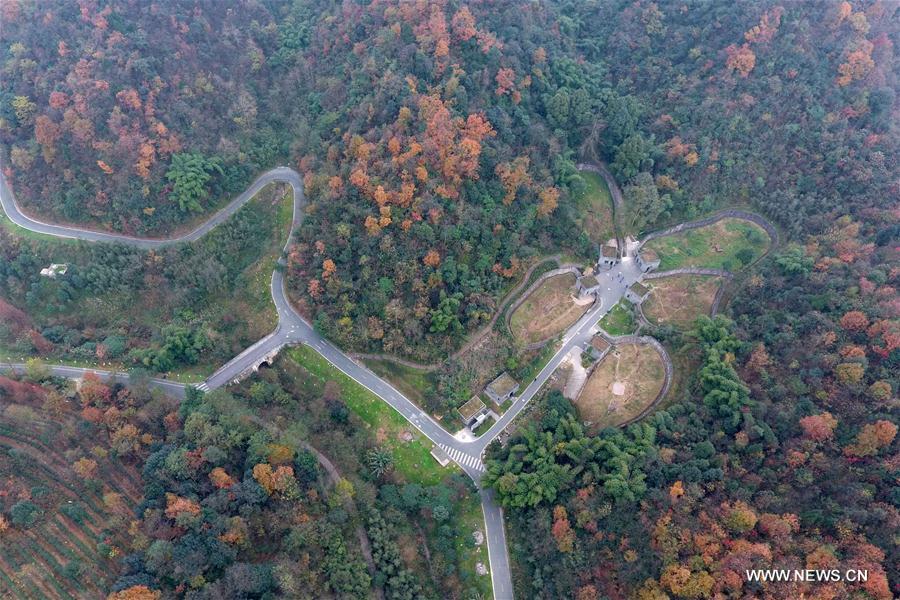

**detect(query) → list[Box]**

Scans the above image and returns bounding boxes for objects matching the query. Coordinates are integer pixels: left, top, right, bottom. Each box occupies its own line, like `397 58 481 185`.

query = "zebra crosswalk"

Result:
439 444 485 472
195 382 210 392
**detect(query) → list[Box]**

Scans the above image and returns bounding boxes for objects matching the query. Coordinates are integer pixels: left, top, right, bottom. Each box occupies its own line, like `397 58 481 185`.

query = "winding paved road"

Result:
0 164 656 600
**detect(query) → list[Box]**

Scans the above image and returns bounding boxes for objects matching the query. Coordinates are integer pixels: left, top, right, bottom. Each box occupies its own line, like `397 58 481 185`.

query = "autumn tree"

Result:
725 43 756 77
537 187 559 217
72 457 99 479
844 421 897 457
107 586 161 600
799 412 838 442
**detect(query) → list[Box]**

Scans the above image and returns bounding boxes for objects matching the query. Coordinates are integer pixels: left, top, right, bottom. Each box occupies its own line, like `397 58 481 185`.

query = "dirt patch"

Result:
575 342 666 429
642 275 721 329
510 273 592 345
375 427 388 444
562 349 588 400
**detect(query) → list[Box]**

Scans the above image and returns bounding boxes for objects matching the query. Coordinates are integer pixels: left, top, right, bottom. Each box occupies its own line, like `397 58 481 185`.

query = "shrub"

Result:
9 500 41 527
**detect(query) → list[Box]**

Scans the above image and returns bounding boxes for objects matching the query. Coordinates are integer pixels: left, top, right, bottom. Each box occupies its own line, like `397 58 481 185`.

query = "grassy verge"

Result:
0 211 79 245
456 492 494 600
598 300 636 336
362 358 438 413
472 416 495 437
287 345 448 485
512 341 558 387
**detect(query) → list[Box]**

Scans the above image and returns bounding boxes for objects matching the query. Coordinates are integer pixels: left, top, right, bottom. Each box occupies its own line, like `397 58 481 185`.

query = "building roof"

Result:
629 282 650 297
486 372 519 398
458 396 486 421
601 244 619 258
39 263 68 278
590 336 611 352
580 275 599 288
639 246 660 262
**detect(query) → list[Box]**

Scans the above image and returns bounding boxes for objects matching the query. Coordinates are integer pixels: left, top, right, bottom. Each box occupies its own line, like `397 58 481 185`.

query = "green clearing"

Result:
572 169 616 244
598 300 636 336
287 345 447 485
643 217 770 272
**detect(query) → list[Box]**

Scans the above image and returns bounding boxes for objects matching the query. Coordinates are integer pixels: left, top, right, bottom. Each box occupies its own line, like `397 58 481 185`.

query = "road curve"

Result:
1 163 516 596
0 167 302 249
2 160 678 600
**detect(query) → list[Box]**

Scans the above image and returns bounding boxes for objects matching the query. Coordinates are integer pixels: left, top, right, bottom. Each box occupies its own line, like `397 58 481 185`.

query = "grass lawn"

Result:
509 273 592 345
575 342 665 429
363 358 439 414
642 275 721 329
573 169 616 244
643 217 770 271
456 492 494 600
598 300 636 336
472 416 495 437
287 345 447 485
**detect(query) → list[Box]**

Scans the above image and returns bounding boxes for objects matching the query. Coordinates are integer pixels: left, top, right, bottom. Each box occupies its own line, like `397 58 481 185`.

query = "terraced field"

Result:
0 408 143 599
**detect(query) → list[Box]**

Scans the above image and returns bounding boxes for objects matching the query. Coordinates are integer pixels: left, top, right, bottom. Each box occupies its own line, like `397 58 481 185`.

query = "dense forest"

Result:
475 2 899 597
1 184 290 373
3 0 894 361
1 355 488 599
0 0 898 599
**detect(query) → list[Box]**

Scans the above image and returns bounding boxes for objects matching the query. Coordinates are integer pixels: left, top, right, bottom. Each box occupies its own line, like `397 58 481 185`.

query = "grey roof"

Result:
601 244 619 258
629 282 650 296
486 372 518 398
458 395 486 420
640 246 660 262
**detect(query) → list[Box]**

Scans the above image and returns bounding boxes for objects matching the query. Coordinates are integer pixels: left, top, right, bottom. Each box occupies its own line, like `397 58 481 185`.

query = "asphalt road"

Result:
471 256 644 457
0 362 188 399
0 163 646 599
0 167 302 249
